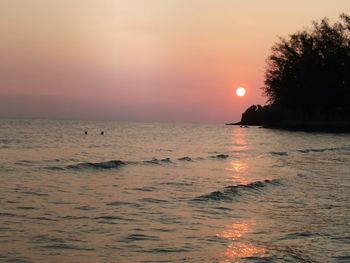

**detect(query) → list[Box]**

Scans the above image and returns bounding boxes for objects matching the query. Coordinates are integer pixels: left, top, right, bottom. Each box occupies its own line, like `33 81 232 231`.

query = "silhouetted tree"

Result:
263 14 350 120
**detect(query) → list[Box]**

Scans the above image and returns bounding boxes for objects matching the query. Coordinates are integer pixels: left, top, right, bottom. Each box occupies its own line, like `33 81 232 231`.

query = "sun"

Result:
236 87 246 97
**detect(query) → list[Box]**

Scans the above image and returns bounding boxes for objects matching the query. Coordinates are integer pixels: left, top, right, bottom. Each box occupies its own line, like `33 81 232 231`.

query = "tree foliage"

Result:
263 14 350 120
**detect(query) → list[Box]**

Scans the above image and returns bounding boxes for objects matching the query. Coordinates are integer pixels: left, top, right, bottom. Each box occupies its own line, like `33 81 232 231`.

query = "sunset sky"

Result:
1 0 349 123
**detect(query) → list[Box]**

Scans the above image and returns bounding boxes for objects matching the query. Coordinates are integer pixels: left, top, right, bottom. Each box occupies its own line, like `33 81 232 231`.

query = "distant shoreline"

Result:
225 120 350 132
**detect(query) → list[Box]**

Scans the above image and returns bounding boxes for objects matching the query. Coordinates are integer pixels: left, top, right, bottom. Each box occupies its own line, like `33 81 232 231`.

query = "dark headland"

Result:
227 14 350 132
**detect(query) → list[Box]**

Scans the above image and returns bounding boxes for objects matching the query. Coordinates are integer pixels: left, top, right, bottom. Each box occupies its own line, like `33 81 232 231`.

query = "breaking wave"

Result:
194 179 281 201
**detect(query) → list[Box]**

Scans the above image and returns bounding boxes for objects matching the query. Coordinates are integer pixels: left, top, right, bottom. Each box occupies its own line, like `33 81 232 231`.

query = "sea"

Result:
0 119 349 263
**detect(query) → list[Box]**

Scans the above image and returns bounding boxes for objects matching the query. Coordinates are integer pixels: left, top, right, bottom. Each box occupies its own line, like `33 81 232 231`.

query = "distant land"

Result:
228 14 350 132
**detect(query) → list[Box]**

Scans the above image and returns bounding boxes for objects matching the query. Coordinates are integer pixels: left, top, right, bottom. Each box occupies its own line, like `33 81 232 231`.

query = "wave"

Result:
270 151 288 156
106 201 140 208
50 158 148 171
66 160 125 170
209 154 229 159
143 158 172 165
298 147 337 153
194 179 281 201
47 153 231 171
58 147 341 172
298 146 350 154
140 198 168 203
123 233 160 242
178 156 193 161
15 160 36 166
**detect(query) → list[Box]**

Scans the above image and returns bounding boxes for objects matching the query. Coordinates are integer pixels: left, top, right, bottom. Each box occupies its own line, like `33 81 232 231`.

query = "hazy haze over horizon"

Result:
1 0 350 123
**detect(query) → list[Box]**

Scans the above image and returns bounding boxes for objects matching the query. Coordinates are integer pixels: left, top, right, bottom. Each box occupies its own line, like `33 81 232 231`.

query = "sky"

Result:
1 0 349 123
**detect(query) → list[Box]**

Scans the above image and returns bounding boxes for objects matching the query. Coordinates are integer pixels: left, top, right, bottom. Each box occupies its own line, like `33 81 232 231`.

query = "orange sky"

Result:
1 0 349 123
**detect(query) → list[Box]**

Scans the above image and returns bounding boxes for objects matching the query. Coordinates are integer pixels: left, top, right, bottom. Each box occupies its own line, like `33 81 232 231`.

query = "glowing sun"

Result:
236 87 246 97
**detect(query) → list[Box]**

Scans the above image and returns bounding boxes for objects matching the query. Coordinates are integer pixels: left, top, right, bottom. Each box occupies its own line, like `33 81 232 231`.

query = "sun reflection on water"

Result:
226 161 250 184
227 161 247 174
217 221 267 262
219 128 267 261
231 128 248 152
226 128 250 184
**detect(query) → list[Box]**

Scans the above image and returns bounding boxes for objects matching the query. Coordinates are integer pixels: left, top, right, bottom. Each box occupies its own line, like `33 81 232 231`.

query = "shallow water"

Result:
0 119 349 262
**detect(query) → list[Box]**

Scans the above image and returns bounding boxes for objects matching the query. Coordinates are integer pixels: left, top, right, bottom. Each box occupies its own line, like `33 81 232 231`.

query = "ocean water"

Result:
0 119 349 263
